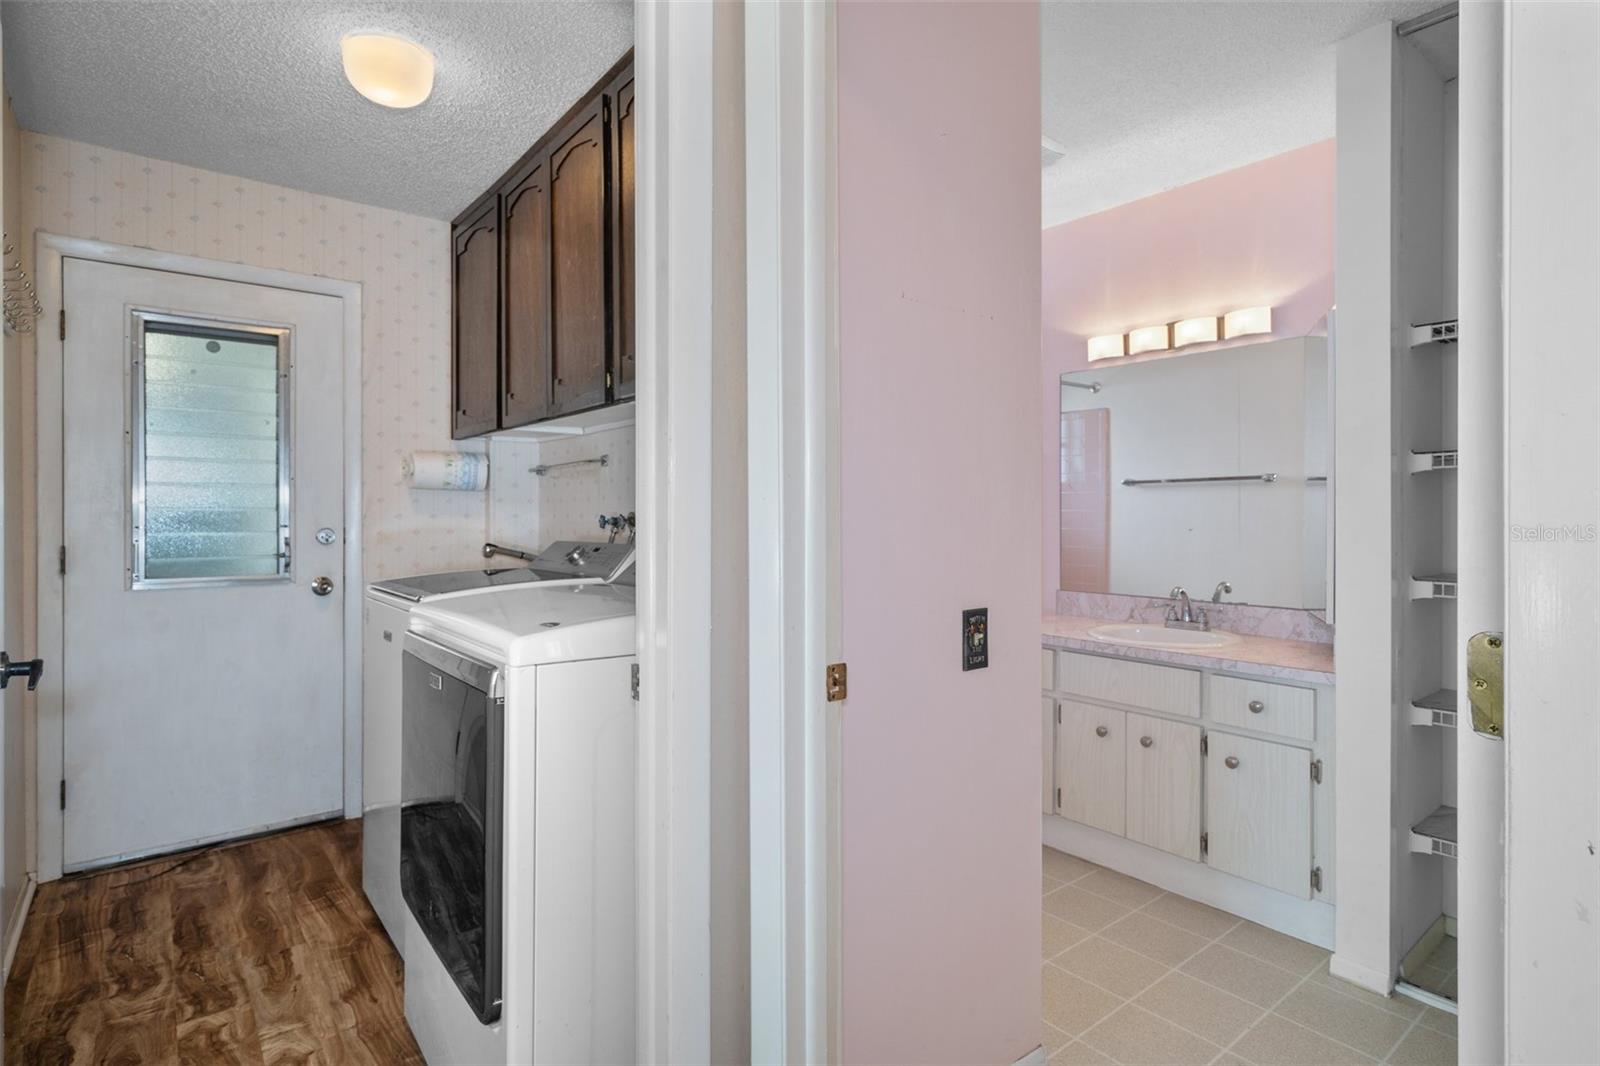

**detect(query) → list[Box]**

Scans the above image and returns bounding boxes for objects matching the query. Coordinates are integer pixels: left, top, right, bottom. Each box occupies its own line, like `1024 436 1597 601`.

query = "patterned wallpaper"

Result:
16 132 488 582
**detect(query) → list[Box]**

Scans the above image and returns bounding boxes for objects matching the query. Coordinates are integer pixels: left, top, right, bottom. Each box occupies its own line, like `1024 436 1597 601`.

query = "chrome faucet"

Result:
1165 586 1211 631
1212 580 1232 603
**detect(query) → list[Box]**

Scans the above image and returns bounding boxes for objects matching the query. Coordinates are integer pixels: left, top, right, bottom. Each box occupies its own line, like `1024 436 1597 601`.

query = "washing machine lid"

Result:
368 567 548 603
409 583 636 667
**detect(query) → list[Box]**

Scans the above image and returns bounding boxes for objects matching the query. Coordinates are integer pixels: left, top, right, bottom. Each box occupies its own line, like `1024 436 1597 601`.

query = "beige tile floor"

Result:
1042 847 1459 1065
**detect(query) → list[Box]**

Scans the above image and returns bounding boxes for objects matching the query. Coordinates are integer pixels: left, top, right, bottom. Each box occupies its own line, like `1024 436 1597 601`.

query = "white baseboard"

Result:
1043 815 1335 948
1013 1044 1048 1066
1329 953 1392 996
3 874 36 981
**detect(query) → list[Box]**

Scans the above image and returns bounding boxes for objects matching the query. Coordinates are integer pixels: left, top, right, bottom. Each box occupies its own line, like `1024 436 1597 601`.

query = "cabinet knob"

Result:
1095 725 1109 738
1224 755 1240 769
1139 735 1154 748
1248 700 1265 714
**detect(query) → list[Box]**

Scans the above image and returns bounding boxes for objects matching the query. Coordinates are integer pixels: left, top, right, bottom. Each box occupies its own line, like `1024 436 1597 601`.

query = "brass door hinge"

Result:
826 662 847 702
1467 631 1504 739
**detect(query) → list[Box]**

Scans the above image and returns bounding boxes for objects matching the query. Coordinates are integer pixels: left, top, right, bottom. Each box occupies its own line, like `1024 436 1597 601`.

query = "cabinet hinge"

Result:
1200 831 1208 857
58 308 66 341
630 662 640 701
59 779 65 811
606 370 613 389
1311 865 1323 893
1310 758 1323 784
1055 705 1061 725
826 662 848 702
1055 787 1061 810
1200 734 1209 756
58 545 66 576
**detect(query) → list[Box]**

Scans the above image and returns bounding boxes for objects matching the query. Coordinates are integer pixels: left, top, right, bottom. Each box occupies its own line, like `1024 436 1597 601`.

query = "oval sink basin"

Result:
1086 623 1239 650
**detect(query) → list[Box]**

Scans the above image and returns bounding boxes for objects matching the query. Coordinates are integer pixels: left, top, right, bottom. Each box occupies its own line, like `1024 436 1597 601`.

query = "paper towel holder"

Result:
531 454 609 477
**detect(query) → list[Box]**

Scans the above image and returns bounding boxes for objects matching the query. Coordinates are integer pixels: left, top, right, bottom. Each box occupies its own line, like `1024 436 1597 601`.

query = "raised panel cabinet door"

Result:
1204 731 1312 898
500 157 553 428
611 69 635 401
1125 713 1202 861
1054 700 1126 836
547 98 611 416
1042 697 1055 815
452 201 501 438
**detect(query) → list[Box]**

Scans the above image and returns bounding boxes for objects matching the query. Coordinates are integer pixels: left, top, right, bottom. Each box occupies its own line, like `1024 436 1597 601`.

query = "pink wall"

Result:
839 2 1041 1062
1040 141 1335 610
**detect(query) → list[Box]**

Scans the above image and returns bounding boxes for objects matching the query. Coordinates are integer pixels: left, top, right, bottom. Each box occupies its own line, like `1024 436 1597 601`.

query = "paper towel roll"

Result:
405 451 489 491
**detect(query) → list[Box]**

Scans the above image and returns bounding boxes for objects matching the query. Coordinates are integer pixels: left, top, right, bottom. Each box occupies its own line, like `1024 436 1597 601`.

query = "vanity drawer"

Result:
1207 675 1315 741
1055 651 1200 718
1042 648 1056 689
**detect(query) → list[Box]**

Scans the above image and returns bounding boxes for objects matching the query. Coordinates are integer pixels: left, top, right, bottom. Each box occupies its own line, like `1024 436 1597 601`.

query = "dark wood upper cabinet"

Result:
500 156 553 429
452 200 500 440
547 98 611 417
450 51 633 438
611 70 636 401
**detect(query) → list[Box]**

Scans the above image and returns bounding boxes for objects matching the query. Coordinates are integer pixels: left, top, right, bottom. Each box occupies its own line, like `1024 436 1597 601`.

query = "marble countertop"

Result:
1042 614 1335 685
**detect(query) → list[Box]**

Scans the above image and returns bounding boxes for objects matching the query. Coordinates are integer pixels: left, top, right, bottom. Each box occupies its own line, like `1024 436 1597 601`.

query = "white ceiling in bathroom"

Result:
1041 0 1445 228
1 1 633 220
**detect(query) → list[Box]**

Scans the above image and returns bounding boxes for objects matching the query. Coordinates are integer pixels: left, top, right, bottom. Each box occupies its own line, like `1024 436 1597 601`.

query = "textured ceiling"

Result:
1041 0 1445 228
2 1 634 220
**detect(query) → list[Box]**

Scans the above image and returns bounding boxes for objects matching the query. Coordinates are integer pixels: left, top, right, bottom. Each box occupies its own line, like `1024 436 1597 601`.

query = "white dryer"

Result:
400 582 636 1066
361 540 633 949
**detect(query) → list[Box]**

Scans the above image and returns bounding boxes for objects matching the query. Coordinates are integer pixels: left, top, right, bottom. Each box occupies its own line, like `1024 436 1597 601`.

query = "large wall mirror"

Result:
1058 332 1331 611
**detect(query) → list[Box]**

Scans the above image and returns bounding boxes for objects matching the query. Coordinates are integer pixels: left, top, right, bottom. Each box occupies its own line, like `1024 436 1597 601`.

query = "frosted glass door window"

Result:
132 314 291 586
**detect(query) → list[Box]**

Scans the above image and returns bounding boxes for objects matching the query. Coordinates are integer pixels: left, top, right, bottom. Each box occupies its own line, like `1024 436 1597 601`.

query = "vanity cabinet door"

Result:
1126 713 1202 861
1205 731 1312 898
1055 701 1125 836
1042 698 1056 815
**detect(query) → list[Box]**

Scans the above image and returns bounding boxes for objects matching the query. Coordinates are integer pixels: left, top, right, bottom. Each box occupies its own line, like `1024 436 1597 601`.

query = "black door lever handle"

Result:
0 652 43 691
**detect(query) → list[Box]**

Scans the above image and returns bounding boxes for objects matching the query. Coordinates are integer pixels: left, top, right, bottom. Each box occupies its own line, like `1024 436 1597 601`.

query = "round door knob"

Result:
1095 725 1109 738
311 576 335 596
1248 700 1265 714
1140 735 1154 748
1224 755 1240 769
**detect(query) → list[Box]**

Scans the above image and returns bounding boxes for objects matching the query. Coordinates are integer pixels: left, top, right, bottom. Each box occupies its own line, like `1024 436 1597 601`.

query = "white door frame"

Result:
744 0 839 1062
32 233 363 883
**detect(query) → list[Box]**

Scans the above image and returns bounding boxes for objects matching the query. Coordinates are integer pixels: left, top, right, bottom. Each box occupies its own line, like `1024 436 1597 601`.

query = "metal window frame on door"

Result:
128 309 294 591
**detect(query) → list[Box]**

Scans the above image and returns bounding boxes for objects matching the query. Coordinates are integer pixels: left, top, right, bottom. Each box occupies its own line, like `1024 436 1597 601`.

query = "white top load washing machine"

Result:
361 540 633 948
399 582 636 1066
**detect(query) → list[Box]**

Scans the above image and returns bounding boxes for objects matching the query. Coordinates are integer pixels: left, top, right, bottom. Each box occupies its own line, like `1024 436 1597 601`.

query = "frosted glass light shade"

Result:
1086 334 1125 362
342 33 435 109
1127 324 1171 355
1173 316 1220 347
1223 306 1272 339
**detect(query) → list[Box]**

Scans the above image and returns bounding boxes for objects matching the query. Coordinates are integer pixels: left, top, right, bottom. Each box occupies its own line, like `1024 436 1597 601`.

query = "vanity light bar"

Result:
1084 304 1273 362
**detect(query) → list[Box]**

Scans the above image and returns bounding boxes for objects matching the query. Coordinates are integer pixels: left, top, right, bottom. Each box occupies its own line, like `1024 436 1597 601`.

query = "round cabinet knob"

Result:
1248 700 1265 714
311 576 335 596
1095 725 1109 738
1224 755 1240 769
1139 735 1154 748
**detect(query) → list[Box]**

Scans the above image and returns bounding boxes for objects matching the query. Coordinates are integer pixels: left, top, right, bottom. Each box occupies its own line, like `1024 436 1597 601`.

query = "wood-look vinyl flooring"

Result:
4 819 424 1065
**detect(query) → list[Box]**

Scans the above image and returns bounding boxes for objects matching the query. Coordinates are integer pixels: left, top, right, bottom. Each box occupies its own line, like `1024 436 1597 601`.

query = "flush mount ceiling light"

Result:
341 33 435 109
1223 305 1273 339
1086 334 1125 362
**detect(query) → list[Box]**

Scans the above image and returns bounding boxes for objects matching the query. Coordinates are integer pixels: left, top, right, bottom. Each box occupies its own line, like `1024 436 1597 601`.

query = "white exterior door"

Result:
60 258 346 871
